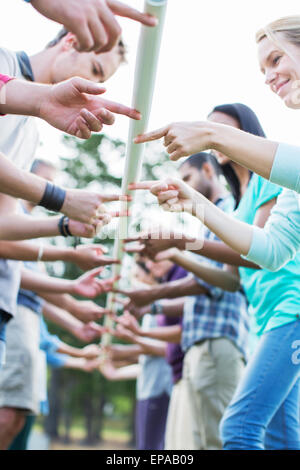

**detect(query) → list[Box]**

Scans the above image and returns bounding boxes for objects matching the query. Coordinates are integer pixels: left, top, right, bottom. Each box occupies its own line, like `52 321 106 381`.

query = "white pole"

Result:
102 0 168 346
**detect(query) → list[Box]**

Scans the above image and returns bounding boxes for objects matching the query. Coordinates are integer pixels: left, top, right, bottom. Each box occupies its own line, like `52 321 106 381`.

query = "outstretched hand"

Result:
134 121 214 161
124 230 196 258
72 266 120 298
128 178 200 215
39 77 141 139
70 244 120 271
31 0 157 53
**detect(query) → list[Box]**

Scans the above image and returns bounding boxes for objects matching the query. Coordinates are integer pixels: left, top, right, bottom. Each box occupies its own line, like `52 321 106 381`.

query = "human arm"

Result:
0 241 119 270
29 0 157 53
42 301 105 342
155 248 240 292
112 275 209 308
99 360 140 381
39 292 110 322
0 77 141 139
129 179 277 258
135 121 300 193
21 266 117 297
110 322 167 357
56 342 100 359
115 312 182 343
0 150 130 225
245 190 300 271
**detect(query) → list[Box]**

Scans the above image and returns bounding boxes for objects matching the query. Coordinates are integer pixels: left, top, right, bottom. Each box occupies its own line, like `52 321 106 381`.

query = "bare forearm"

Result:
39 292 79 316
0 79 47 117
100 364 140 381
141 325 181 344
21 268 74 295
0 152 46 203
134 337 166 357
213 123 278 180
192 240 259 268
42 301 82 336
57 342 83 358
171 251 240 291
191 193 254 256
0 214 61 241
108 344 143 361
149 276 207 301
0 240 73 262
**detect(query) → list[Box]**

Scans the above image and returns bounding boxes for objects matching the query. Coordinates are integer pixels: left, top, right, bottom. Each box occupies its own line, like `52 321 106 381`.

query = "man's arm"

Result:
21 266 115 298
0 151 128 226
0 241 119 270
1 77 140 139
113 275 208 308
42 301 105 343
39 292 109 323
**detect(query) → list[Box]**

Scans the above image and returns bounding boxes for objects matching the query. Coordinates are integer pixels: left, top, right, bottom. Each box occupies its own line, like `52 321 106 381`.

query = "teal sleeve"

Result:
270 143 300 193
243 191 300 271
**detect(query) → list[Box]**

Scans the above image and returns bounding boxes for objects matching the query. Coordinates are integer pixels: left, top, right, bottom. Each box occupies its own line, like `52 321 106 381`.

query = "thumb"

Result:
72 77 107 95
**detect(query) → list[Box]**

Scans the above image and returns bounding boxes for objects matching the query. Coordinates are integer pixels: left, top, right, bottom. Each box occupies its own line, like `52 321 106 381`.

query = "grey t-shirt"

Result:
0 48 39 316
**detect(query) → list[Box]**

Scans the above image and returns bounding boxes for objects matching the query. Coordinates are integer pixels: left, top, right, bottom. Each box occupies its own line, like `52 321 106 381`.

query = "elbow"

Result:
226 279 240 292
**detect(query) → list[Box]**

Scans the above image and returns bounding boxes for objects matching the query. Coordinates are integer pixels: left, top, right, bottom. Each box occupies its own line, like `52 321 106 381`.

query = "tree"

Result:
44 132 172 446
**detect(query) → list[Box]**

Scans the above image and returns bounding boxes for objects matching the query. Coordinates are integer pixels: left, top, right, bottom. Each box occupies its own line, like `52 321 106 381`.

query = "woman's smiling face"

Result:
258 33 300 109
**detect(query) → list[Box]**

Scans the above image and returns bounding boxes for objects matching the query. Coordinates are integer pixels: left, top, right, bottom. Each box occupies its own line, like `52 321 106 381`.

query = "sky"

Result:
2 0 300 165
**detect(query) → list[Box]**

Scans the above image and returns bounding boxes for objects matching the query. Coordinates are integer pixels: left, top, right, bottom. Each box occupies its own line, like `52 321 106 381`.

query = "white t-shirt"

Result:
0 47 39 169
0 48 39 317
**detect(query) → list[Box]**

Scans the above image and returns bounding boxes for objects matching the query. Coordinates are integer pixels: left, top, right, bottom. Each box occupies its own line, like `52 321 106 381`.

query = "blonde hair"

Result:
256 16 300 55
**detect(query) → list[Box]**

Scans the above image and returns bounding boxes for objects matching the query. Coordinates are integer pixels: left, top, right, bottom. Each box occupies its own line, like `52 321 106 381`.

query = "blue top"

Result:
182 198 249 359
235 174 300 335
136 314 173 401
245 189 300 272
17 205 44 314
270 143 300 193
39 316 61 355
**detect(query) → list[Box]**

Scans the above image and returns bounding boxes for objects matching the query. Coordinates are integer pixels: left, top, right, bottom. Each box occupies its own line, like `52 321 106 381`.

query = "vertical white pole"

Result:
102 0 168 346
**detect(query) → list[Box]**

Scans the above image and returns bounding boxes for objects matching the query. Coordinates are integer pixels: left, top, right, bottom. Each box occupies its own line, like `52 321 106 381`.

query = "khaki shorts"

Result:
183 338 245 450
164 378 195 450
0 304 40 415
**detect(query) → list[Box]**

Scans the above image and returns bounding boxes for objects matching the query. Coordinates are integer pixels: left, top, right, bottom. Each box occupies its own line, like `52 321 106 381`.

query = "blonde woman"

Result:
130 16 300 450
134 17 300 273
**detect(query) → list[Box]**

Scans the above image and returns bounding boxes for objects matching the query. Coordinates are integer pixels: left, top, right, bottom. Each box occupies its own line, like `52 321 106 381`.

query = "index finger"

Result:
108 1 158 27
87 266 104 278
101 194 132 203
128 181 157 191
134 126 170 144
101 99 141 120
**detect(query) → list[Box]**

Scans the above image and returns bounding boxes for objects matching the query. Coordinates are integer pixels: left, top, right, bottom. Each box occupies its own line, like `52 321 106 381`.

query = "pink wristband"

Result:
0 74 15 115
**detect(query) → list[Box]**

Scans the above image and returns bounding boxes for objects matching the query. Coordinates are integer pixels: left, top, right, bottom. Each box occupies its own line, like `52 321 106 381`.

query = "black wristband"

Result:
58 216 73 238
39 182 66 212
63 217 73 237
58 216 68 237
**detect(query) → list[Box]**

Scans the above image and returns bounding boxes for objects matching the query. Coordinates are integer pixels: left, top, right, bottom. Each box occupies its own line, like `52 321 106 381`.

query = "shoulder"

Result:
250 174 282 208
0 48 19 76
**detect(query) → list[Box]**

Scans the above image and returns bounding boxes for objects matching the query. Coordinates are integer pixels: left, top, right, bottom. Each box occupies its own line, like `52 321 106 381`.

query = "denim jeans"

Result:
220 319 300 450
0 311 9 368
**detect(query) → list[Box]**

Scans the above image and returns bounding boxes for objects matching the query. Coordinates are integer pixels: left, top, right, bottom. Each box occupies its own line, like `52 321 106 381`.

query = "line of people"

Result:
99 15 300 450
0 0 158 450
1 2 300 451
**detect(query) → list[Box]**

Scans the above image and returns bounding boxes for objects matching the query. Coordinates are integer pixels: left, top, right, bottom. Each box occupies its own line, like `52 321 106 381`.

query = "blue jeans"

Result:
0 311 9 368
220 320 300 450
